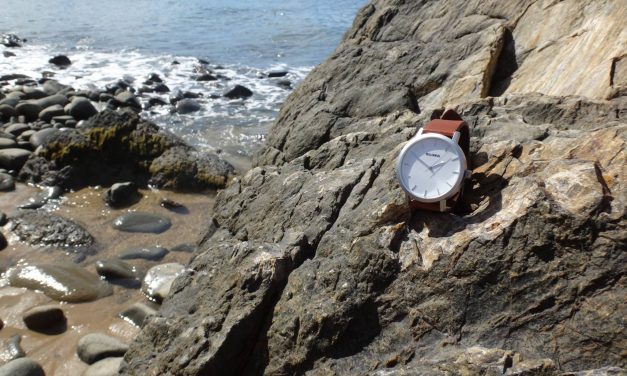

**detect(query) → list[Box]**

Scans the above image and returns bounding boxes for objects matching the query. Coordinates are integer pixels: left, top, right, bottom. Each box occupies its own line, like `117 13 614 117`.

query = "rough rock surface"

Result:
8 211 93 248
18 109 233 190
123 1 626 375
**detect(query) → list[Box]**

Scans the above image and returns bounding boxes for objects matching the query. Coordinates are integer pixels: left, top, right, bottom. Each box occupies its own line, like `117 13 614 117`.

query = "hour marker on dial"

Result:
424 189 427 197
412 185 417 190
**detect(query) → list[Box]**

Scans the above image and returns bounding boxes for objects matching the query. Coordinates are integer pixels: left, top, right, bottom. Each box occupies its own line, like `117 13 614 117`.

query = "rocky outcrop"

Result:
18 110 233 190
122 1 626 375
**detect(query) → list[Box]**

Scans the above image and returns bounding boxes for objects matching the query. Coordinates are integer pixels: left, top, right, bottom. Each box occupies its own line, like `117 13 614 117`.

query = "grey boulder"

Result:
65 97 98 120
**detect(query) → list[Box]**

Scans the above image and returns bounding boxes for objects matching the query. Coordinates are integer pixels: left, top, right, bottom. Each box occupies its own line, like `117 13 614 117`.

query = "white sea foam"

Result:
1 43 310 161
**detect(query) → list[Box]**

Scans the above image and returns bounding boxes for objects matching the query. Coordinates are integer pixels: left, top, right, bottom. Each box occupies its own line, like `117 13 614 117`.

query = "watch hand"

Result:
430 158 452 176
411 151 432 170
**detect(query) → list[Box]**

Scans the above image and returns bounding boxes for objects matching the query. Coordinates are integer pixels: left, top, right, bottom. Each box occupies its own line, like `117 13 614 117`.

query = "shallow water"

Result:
0 185 215 374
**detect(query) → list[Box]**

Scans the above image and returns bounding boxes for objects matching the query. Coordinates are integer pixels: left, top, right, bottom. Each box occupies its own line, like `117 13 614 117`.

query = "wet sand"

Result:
0 183 216 375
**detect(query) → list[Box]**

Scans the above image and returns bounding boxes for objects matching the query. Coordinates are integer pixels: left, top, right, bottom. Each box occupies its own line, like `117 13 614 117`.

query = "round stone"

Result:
83 357 123 376
112 212 171 234
76 333 128 365
142 263 185 302
0 172 15 191
0 138 17 149
7 262 113 302
22 305 66 332
119 303 157 328
29 128 59 148
0 358 44 376
95 259 137 280
0 148 31 171
175 98 201 114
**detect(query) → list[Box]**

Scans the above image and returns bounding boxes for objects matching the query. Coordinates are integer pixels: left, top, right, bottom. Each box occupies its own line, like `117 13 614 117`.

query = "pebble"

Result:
0 358 44 376
103 182 139 208
0 232 6 251
267 70 288 78
0 148 31 171
0 104 17 120
114 91 141 109
142 263 185 302
23 305 66 333
196 73 217 81
223 84 253 99
83 357 123 376
51 114 74 125
119 302 157 327
95 259 137 280
42 80 70 95
0 172 15 191
7 262 113 302
119 246 168 261
112 212 171 234
0 212 7 226
76 333 129 364
34 93 69 108
15 102 41 122
0 138 17 149
159 197 184 210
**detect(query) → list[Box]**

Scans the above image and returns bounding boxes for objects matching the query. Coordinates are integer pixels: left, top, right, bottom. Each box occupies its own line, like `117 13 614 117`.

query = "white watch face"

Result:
396 133 466 202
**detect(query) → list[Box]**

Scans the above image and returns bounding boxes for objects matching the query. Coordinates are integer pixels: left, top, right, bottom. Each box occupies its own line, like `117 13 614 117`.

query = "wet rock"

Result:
29 128 59 148
0 233 6 251
142 263 185 302
114 91 141 109
2 51 16 58
147 97 167 107
112 212 171 234
148 146 234 190
119 246 168 261
9 211 93 247
0 73 29 81
1 34 25 48
0 148 31 171
153 83 170 93
119 303 157 328
196 73 217 81
0 172 15 191
146 73 162 83
223 84 253 99
77 333 129 365
51 114 74 125
22 87 47 100
65 97 98 120
0 212 7 226
159 197 184 210
7 262 112 302
83 357 123 376
22 305 66 332
18 186 62 209
14 102 41 122
175 98 201 114
95 259 138 280
0 138 17 149
49 55 71 67
103 182 139 208
267 71 288 78
0 358 44 376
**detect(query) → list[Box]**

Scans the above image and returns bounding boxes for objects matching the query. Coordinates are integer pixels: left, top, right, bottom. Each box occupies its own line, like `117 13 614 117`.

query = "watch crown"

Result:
464 170 472 179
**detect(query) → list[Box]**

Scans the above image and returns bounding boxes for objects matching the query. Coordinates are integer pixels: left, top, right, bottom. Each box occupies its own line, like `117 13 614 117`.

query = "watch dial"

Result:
399 136 463 201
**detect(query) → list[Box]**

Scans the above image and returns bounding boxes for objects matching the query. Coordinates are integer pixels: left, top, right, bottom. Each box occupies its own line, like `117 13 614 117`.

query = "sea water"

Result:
0 0 366 165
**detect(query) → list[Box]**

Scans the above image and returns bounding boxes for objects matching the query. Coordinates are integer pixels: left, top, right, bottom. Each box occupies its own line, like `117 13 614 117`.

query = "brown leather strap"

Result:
411 109 469 212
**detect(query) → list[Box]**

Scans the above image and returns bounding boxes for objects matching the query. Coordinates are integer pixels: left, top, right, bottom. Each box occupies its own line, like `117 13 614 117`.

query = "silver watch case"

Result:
396 128 468 203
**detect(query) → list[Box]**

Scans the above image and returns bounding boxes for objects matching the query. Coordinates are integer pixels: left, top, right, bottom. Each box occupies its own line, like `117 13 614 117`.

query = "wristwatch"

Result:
396 109 471 212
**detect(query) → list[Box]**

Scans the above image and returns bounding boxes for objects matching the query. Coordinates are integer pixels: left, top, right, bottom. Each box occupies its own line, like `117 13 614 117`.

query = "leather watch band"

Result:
410 109 470 212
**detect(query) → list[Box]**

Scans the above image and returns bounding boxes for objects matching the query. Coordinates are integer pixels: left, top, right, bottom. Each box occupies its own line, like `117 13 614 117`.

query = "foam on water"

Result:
1 43 310 165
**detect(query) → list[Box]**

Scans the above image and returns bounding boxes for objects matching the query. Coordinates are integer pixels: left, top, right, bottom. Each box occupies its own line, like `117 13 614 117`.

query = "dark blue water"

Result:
1 0 365 68
1 0 366 167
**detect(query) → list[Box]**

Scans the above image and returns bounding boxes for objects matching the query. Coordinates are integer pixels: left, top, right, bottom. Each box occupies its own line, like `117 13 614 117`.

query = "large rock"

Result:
7 262 112 302
18 109 233 190
9 211 93 247
49 55 71 67
122 0 626 375
148 146 234 190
